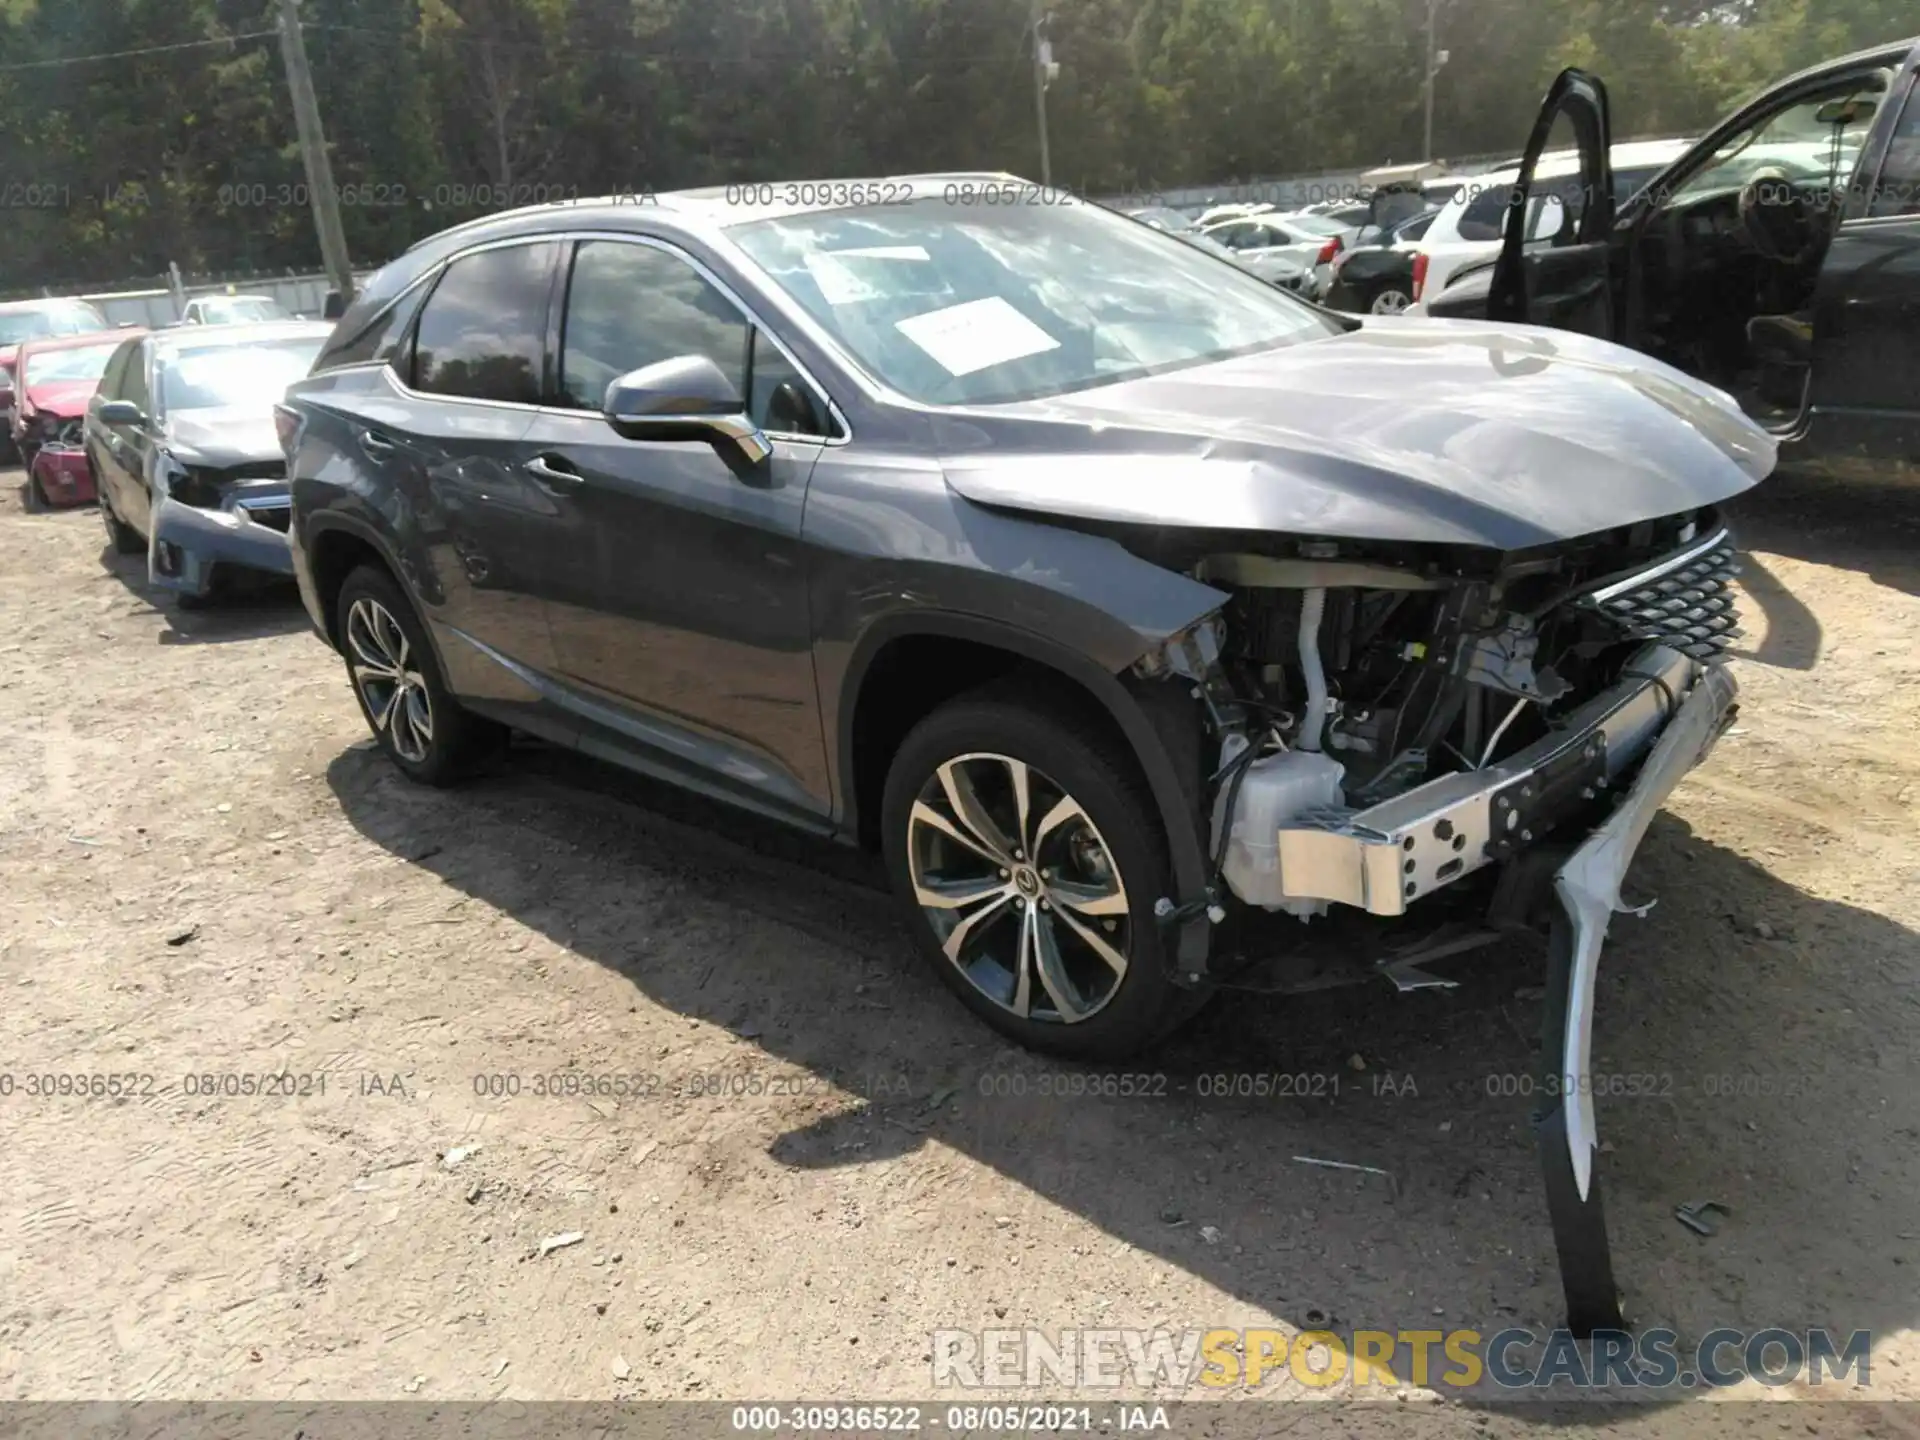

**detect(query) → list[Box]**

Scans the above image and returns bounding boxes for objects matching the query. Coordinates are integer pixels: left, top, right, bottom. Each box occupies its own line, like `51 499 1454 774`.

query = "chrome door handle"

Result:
358 428 396 456
524 456 585 491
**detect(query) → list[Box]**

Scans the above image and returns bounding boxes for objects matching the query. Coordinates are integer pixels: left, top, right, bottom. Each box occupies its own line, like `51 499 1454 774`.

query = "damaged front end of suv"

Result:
1114 507 1748 1334
911 302 1775 1333
1137 512 1740 933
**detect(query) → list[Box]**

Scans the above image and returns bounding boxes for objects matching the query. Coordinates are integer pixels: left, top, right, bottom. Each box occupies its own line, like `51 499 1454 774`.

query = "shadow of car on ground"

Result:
92 541 307 646
326 724 1919 1397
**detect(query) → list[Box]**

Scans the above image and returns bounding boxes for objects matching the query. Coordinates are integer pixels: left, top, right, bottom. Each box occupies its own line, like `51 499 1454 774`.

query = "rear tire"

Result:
334 563 506 786
1370 286 1413 314
23 477 45 513
881 686 1206 1061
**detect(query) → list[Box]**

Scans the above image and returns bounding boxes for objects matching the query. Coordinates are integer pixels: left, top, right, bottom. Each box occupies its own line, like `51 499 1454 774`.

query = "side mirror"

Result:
602 354 772 465
98 400 146 427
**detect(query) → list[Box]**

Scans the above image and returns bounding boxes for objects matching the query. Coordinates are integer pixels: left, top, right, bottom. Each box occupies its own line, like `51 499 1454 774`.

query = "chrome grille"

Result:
1578 529 1741 664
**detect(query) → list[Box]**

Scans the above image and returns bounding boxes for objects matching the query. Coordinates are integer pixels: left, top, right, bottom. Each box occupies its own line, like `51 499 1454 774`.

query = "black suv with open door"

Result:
1428 38 1920 483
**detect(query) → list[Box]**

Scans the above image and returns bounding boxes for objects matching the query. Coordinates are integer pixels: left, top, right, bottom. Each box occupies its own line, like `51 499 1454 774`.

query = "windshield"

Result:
159 336 324 413
1675 76 1889 202
195 297 289 324
728 198 1340 405
23 341 120 386
0 306 107 345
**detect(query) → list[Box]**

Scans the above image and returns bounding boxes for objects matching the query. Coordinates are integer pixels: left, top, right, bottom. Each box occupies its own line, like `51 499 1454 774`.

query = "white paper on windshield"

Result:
805 246 935 305
830 245 931 261
804 253 885 305
894 297 1060 377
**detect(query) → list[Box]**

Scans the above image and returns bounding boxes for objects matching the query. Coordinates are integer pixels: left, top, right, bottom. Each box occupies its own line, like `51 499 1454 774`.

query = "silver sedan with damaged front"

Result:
84 321 330 607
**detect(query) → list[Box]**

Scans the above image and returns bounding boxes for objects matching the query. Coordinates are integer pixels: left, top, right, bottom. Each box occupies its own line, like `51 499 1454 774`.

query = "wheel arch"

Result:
302 513 444 675
836 611 1216 974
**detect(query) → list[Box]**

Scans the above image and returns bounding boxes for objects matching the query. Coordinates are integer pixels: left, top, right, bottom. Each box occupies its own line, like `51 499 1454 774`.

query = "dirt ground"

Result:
2 464 1918 1430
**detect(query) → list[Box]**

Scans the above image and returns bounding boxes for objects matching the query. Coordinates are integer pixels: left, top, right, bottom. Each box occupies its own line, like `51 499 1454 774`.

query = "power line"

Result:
0 28 280 74
0 22 1027 75
306 19 1025 68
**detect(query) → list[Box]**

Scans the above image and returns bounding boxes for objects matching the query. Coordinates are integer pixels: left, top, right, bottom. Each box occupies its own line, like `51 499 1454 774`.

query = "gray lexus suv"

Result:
280 172 1767 1074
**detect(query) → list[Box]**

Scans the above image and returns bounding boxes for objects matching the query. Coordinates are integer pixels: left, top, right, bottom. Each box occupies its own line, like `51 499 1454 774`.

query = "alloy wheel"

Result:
346 597 435 764
1371 289 1412 315
907 752 1131 1025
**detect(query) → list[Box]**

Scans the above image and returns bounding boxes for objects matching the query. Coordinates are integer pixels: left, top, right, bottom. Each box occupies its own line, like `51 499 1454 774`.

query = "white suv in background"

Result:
1409 139 1693 313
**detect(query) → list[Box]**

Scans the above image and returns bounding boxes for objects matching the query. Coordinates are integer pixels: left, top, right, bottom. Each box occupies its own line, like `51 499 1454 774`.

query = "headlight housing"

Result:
156 453 222 508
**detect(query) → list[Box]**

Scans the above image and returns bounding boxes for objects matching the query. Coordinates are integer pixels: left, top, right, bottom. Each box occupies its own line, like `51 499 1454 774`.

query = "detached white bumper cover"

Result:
1556 659 1738 1200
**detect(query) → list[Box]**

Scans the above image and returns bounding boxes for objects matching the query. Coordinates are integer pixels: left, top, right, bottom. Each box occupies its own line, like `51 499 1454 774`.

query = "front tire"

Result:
334 564 506 786
881 687 1203 1061
98 477 144 554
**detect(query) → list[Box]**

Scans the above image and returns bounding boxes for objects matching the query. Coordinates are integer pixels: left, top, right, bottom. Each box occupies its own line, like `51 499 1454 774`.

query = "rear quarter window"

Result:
312 280 432 374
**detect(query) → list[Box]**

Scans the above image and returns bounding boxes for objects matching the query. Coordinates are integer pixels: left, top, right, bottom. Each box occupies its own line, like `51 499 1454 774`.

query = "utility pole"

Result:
277 0 356 306
1031 5 1054 187
1422 0 1447 163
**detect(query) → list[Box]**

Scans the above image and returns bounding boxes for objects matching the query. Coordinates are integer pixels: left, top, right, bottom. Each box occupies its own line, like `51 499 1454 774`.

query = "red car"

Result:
13 329 142 510
28 443 95 511
0 298 113 462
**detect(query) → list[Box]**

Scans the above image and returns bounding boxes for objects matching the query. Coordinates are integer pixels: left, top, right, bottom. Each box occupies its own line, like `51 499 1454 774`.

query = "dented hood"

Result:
935 318 1776 551
163 406 283 468
22 379 98 419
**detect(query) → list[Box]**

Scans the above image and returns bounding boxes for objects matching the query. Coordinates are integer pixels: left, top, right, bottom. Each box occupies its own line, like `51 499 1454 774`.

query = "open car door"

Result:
1801 41 1920 475
1486 69 1618 338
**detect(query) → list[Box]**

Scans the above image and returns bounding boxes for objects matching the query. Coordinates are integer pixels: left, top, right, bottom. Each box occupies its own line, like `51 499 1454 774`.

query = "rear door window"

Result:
410 242 561 405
